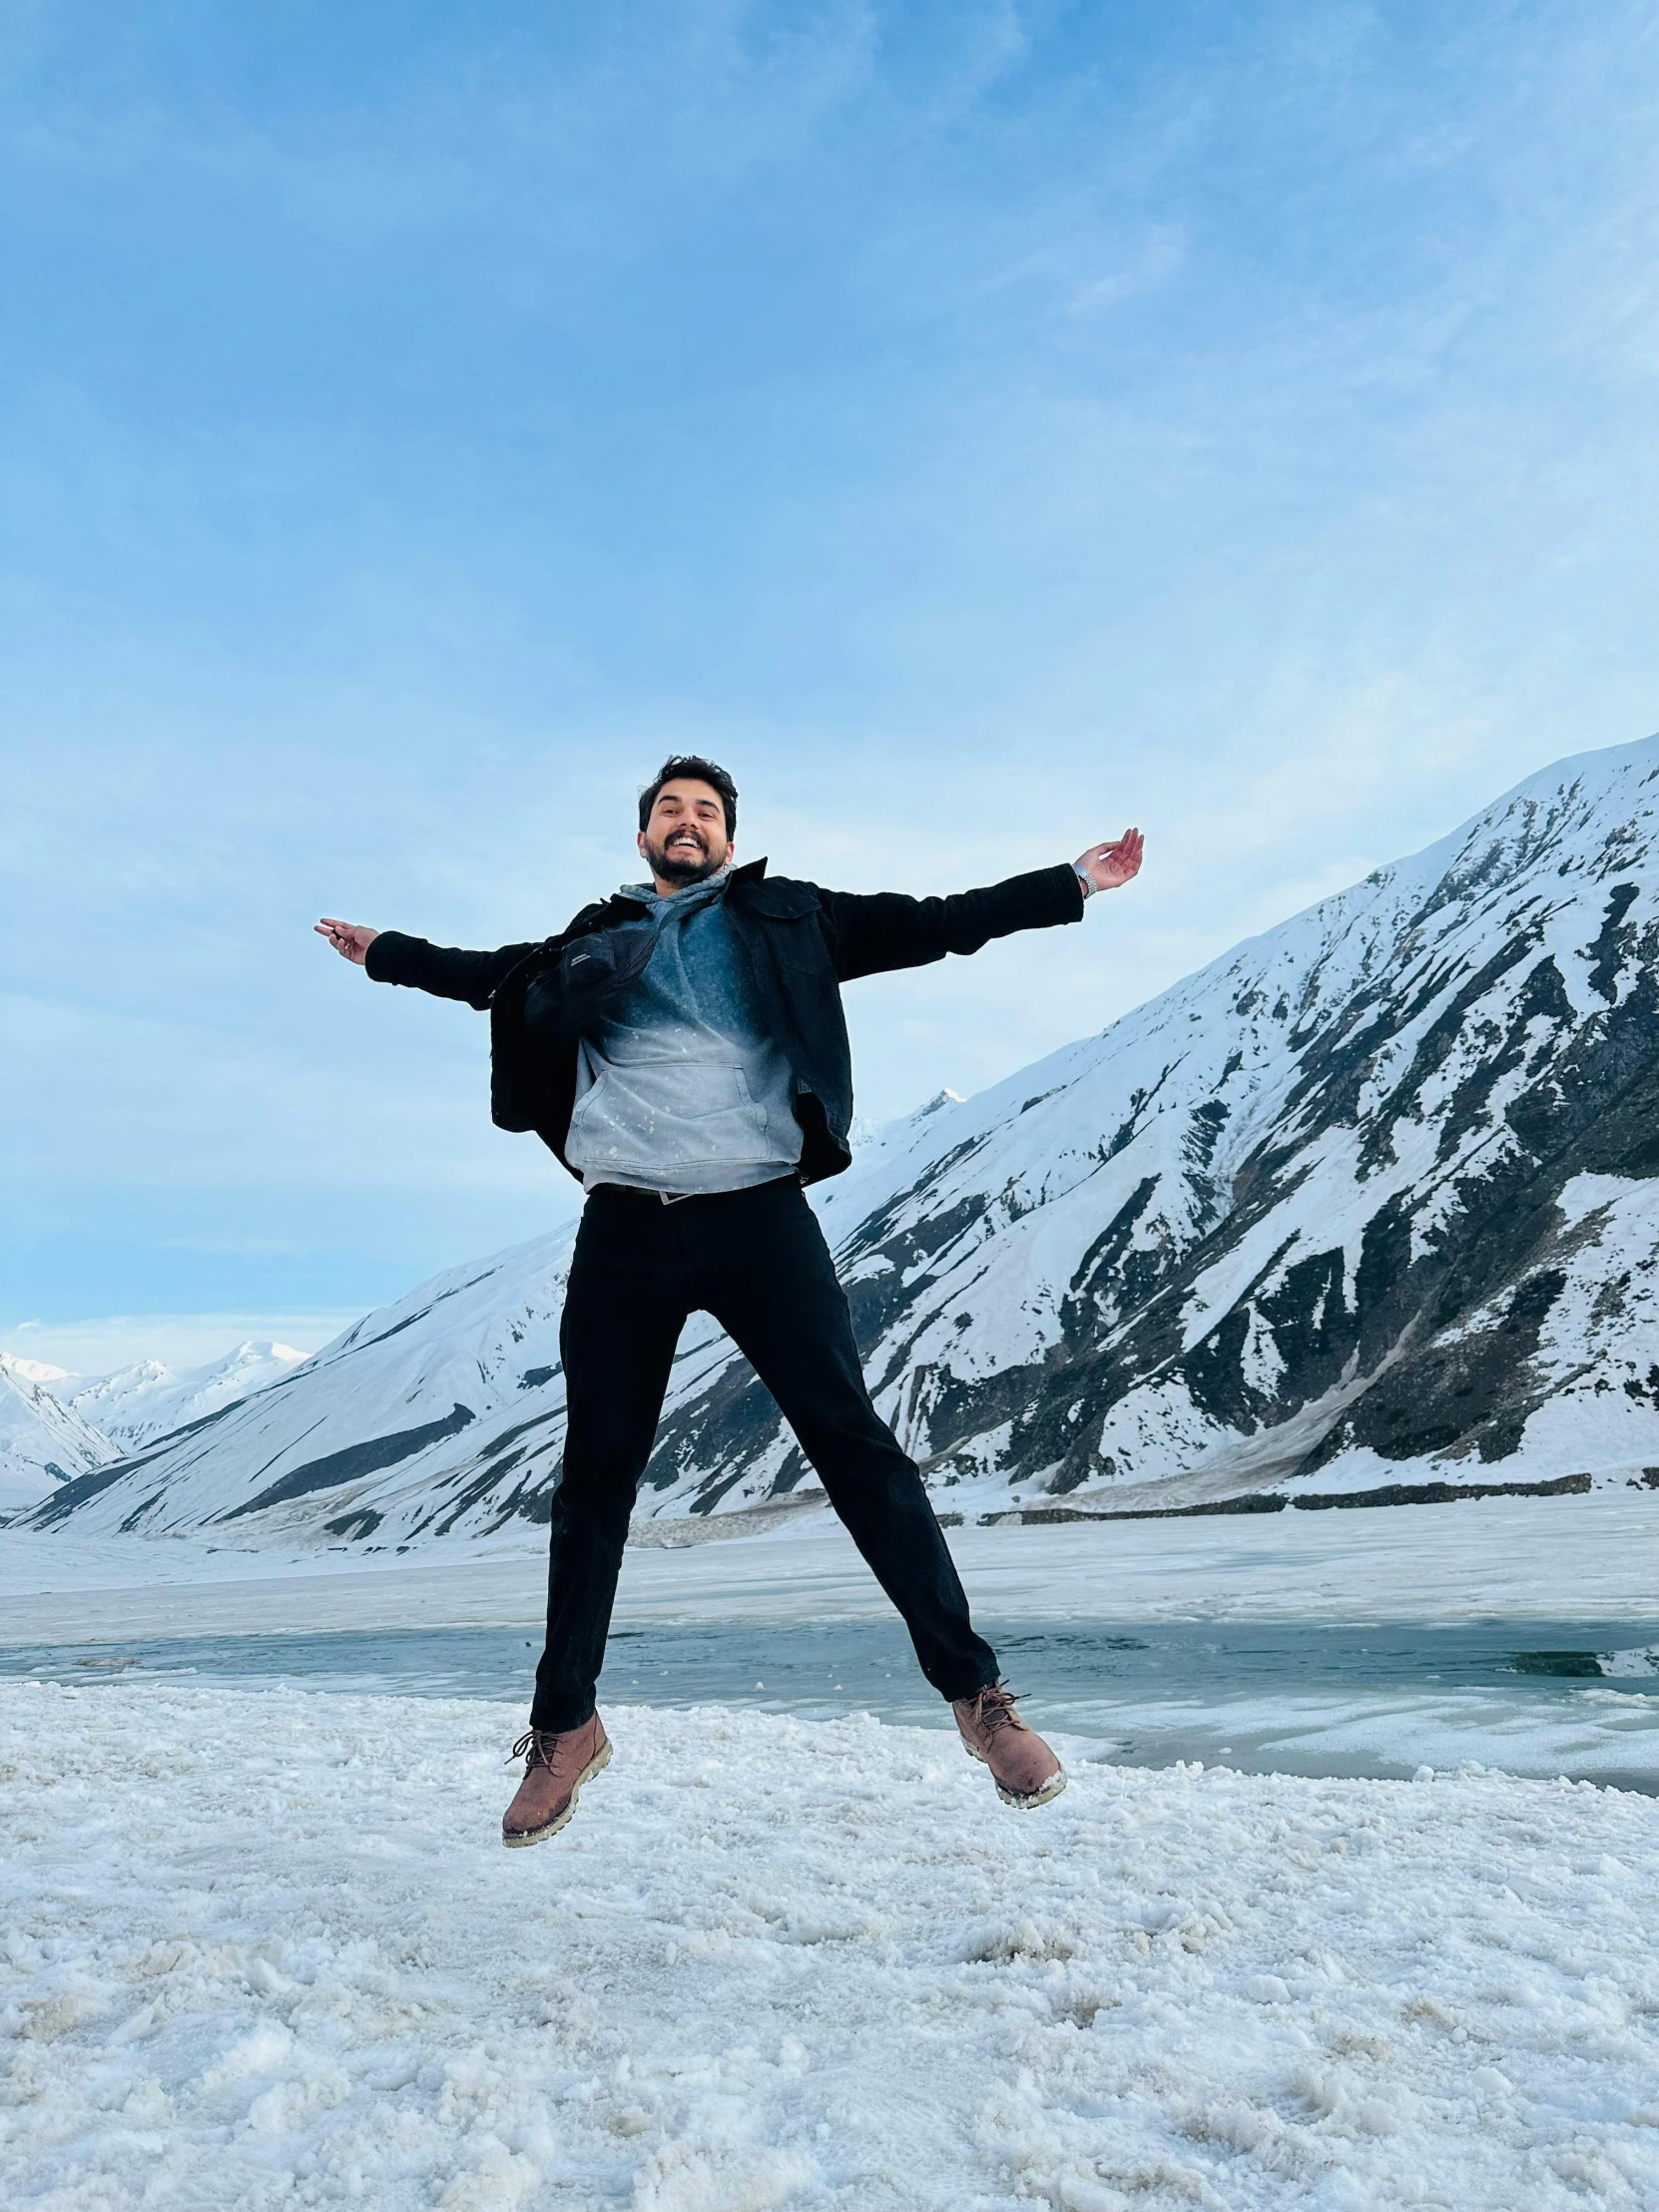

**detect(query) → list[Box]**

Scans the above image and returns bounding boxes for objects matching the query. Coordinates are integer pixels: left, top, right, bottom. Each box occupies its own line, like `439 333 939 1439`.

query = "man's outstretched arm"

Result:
818 830 1144 983
314 918 536 1009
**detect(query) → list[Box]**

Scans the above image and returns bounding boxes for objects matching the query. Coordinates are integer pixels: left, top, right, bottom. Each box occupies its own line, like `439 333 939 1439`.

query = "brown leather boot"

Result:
952 1685 1066 1808
501 1714 611 1848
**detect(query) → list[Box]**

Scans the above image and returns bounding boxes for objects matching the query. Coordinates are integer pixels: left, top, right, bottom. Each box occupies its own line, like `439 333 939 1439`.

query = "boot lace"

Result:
509 1729 559 1770
965 1685 1027 1738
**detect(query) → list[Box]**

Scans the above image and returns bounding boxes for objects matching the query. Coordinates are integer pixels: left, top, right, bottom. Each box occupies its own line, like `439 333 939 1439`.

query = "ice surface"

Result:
2 1488 1653 1642
4 1681 1658 2210
8 1615 1658 1791
8 1492 1659 1805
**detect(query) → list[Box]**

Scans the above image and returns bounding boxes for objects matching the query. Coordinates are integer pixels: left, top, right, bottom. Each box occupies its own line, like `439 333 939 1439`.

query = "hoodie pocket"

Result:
568 1060 777 1170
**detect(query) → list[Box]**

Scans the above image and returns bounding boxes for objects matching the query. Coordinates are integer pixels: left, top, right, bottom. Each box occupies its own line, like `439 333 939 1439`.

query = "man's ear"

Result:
637 829 650 856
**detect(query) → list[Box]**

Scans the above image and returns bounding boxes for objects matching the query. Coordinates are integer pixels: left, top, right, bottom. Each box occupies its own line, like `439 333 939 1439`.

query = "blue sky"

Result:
5 0 1659 1372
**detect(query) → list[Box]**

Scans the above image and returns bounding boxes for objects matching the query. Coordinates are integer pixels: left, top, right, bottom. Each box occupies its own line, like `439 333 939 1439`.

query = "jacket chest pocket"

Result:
767 913 830 973
735 880 831 982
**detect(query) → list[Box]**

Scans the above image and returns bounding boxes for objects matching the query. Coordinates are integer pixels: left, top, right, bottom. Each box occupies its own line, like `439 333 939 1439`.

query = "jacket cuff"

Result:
363 929 421 984
1039 859 1087 921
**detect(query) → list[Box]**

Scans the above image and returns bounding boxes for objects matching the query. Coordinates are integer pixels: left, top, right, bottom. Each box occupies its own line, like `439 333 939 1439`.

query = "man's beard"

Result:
646 830 726 885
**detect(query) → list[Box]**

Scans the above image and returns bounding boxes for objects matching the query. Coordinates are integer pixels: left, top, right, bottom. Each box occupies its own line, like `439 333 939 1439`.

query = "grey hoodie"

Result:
563 871 805 1196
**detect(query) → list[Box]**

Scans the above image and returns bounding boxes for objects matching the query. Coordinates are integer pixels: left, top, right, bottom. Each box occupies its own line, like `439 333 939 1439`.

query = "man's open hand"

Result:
315 917 379 965
1075 829 1144 894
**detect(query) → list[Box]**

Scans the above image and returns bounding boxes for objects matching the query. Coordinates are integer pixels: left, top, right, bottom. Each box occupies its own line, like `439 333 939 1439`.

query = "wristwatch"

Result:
1072 859 1095 899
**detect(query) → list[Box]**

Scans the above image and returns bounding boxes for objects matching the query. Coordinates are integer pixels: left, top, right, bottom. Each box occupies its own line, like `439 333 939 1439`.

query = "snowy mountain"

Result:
50 1342 307 1450
0 1358 120 1516
4 1356 73 1384
27 736 1659 1548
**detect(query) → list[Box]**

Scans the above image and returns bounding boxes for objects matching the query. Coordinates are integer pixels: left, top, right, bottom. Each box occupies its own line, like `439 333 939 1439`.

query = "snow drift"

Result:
27 736 1659 1547
5 1680 1658 2212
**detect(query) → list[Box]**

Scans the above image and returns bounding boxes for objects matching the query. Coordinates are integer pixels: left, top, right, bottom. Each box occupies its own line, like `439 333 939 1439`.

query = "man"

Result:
317 758 1144 1847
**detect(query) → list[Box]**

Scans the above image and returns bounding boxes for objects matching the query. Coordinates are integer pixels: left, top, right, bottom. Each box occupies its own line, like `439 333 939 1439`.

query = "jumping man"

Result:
317 758 1144 1845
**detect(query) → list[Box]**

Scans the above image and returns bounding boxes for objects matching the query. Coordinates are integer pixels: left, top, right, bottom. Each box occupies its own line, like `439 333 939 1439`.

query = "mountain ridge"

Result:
0 1358 120 1513
25 735 1659 1548
48 1342 308 1451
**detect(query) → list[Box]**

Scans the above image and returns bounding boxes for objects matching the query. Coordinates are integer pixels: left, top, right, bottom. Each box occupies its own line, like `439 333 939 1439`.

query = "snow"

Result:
49 1341 309 1449
0 1344 308 1517
0 1360 118 1513
4 1680 1658 2210
3 1358 72 1384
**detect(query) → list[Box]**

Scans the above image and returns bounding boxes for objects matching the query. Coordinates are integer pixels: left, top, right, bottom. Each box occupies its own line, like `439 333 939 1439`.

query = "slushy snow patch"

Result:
3 1684 1658 2209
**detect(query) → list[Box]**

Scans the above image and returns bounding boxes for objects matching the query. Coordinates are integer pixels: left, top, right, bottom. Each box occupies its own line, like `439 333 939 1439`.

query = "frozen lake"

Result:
5 1490 1656 1785
8 1613 1658 1789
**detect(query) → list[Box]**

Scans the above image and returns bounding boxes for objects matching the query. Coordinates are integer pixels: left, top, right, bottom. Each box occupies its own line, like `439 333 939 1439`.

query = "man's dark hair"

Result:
638 755 738 840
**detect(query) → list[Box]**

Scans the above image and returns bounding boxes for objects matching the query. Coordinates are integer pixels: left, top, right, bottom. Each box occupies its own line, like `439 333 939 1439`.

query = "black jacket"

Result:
364 857 1085 1185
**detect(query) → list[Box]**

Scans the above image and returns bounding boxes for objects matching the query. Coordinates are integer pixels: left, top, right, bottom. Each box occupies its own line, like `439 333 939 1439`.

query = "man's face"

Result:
639 780 733 887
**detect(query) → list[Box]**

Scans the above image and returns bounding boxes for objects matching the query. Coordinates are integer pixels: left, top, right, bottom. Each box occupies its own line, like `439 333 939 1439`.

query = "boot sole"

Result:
963 1740 1068 1810
502 1738 612 1849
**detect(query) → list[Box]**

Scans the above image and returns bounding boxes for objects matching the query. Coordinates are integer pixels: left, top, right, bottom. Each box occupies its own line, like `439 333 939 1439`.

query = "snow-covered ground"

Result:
1 1488 1653 1643
4 1681 1657 2211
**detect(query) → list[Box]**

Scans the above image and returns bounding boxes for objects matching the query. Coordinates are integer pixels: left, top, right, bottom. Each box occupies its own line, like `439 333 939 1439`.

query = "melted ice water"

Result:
5 1617 1658 1790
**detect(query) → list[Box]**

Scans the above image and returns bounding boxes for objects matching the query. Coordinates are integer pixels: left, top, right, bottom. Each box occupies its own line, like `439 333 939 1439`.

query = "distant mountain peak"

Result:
0 1362 118 1516
48 1340 309 1452
0 1354 72 1384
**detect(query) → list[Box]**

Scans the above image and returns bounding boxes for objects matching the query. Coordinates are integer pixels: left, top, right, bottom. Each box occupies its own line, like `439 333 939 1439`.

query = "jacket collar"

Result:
620 858 767 903
590 857 768 927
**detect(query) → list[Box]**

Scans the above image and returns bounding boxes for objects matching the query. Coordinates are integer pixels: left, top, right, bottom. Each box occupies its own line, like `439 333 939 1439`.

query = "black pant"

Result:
531 1176 999 1730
